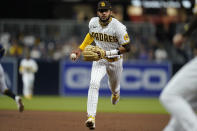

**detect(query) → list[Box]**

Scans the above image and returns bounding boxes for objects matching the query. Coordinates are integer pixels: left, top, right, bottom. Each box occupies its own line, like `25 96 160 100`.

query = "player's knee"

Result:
159 92 173 106
89 82 100 89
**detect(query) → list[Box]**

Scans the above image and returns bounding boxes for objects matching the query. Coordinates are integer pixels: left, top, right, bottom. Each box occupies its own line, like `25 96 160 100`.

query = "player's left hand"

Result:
82 45 105 61
26 67 33 72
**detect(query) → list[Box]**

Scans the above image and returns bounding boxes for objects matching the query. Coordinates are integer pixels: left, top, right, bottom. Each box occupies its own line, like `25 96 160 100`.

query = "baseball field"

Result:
0 96 169 131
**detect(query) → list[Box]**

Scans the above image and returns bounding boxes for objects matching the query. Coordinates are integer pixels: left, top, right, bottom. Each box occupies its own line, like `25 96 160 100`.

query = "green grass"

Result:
0 96 168 114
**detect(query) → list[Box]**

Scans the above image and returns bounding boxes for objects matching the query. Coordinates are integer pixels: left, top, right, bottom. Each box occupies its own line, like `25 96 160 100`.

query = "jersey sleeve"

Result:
88 17 97 37
79 18 95 50
88 18 93 35
115 23 130 46
20 60 24 66
19 60 25 73
182 15 197 37
32 60 38 73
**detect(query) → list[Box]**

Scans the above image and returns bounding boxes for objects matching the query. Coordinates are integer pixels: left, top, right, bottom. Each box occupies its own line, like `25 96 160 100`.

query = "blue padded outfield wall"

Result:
60 60 172 97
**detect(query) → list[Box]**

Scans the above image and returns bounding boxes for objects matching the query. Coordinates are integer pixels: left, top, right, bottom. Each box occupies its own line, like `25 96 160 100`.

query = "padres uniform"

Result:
19 57 38 99
70 1 131 129
159 14 197 131
79 16 130 117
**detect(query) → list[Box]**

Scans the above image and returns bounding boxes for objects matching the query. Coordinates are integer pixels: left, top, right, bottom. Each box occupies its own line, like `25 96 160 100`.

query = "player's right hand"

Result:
70 48 82 61
173 33 185 48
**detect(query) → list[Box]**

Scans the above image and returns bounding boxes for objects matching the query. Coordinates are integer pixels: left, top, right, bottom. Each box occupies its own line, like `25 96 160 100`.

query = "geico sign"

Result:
121 69 167 90
65 67 168 90
65 68 90 89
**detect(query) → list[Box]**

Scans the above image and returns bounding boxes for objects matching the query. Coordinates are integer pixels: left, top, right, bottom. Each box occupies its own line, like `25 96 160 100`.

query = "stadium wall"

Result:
1 58 185 96
60 60 172 97
17 59 59 95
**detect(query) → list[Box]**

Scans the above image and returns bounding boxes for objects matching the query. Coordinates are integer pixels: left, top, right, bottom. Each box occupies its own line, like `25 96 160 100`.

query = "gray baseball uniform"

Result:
160 14 197 131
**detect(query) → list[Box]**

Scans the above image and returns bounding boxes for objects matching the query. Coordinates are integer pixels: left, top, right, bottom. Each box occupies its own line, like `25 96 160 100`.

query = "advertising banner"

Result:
60 60 171 97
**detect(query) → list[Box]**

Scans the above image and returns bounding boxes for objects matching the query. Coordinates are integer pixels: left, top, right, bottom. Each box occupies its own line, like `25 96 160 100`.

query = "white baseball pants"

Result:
22 75 34 97
87 58 123 117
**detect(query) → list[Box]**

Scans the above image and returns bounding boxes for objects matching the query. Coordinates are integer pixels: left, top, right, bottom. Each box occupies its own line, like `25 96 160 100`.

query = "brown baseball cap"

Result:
97 0 112 10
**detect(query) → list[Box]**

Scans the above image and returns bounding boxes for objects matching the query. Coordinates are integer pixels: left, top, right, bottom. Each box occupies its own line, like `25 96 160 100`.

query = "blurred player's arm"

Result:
33 62 38 73
19 66 28 72
173 15 197 47
19 65 33 73
119 43 130 54
28 61 38 73
182 15 197 37
26 67 36 73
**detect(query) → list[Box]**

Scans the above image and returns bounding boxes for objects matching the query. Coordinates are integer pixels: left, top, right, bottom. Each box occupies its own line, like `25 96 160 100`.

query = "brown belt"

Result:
104 56 122 62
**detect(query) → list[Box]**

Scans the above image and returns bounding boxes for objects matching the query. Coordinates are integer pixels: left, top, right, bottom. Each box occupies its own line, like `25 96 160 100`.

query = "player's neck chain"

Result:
99 17 112 27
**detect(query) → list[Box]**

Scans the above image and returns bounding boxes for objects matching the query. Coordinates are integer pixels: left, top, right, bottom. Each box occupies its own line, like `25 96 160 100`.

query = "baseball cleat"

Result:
15 96 24 112
111 93 120 105
86 116 95 130
24 94 32 100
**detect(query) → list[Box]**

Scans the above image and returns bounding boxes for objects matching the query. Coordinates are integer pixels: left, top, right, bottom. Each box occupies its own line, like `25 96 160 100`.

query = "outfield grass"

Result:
0 96 168 114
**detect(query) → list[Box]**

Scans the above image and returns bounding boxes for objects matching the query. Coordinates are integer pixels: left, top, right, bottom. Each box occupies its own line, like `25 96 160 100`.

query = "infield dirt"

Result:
0 110 169 131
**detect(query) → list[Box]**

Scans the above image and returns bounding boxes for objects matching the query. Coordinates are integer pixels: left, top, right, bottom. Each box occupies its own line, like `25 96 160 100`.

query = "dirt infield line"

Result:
0 110 169 131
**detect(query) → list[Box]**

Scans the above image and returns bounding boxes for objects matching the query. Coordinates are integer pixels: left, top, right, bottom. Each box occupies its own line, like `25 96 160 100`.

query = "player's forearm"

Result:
118 47 128 54
182 15 197 37
79 33 94 50
105 43 130 57
19 67 24 73
120 43 130 53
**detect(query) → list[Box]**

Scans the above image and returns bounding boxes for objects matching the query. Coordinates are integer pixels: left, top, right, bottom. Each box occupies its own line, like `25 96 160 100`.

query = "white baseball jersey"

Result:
20 58 38 78
89 17 130 51
87 17 130 117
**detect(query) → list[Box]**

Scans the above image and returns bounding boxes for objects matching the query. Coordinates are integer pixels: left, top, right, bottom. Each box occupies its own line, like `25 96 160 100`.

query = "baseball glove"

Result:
82 45 105 61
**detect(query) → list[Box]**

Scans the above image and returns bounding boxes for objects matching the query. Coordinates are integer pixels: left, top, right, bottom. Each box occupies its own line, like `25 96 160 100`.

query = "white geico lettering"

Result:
65 67 168 90
121 69 141 89
143 69 167 90
65 68 90 89
121 69 167 90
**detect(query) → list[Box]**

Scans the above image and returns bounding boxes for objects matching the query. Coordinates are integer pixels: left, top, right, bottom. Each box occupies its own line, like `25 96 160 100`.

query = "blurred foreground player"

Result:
70 0 130 130
159 9 197 131
0 44 24 112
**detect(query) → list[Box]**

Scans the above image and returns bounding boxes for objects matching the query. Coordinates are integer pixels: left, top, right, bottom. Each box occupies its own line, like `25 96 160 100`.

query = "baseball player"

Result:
70 0 130 129
159 8 197 131
19 52 38 99
0 44 24 112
